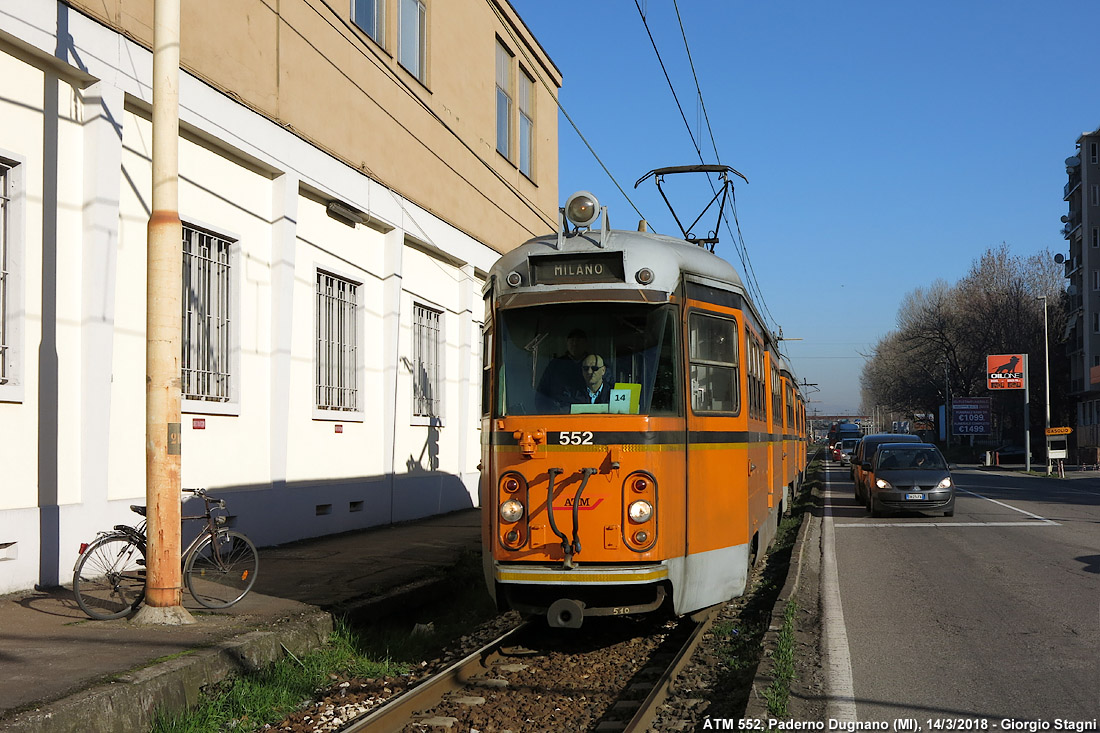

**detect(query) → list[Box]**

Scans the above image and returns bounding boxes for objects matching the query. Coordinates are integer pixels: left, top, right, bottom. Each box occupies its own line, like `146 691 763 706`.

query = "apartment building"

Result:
1062 127 1100 448
0 0 561 594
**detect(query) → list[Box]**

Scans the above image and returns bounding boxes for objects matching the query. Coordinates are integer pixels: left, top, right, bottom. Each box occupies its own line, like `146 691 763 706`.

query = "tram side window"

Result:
688 313 739 414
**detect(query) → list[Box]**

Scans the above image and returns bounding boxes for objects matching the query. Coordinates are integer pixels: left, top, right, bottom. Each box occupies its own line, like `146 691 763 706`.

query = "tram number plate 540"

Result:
558 431 594 445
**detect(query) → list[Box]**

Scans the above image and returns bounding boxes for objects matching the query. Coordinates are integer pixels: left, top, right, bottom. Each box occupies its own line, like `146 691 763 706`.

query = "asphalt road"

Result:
823 462 1099 727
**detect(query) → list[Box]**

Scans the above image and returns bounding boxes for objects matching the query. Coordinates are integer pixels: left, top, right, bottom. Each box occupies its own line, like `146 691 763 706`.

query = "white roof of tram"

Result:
488 229 748 295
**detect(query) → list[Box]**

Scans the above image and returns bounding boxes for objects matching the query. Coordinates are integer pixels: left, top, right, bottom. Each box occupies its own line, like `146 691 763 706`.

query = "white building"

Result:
0 0 561 595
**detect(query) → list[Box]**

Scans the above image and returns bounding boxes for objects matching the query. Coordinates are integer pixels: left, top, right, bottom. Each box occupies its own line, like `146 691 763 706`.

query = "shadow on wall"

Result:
181 468 476 550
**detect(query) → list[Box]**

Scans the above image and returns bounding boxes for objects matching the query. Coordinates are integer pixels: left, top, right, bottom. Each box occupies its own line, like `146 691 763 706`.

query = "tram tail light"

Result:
498 473 529 550
623 472 657 552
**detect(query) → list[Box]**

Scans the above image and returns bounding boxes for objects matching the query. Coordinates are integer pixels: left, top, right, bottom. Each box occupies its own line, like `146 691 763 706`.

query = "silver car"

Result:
864 443 955 518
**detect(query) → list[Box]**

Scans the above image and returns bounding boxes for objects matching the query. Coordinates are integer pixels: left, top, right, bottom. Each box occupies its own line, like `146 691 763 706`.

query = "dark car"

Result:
864 442 955 518
851 433 922 505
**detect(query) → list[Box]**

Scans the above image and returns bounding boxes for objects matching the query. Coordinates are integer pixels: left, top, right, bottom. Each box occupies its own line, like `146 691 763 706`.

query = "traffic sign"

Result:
1045 427 1072 436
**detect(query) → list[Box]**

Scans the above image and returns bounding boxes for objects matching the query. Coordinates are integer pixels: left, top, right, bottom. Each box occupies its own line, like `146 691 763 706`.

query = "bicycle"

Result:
72 488 259 620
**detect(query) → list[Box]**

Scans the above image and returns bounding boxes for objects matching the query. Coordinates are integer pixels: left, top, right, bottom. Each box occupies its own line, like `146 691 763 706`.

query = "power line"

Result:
636 1 778 334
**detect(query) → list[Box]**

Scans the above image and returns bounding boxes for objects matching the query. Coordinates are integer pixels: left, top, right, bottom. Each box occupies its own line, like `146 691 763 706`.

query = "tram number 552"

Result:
558 431 594 445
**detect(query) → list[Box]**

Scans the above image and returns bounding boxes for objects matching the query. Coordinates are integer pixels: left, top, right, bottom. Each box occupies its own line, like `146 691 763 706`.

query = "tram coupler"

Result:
547 598 586 629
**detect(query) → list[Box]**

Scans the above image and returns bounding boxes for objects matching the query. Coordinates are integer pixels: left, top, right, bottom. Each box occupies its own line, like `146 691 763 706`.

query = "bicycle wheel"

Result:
73 534 147 620
184 530 258 609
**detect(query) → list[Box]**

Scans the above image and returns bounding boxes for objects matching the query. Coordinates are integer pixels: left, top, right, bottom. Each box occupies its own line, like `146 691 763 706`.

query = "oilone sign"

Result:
987 353 1025 390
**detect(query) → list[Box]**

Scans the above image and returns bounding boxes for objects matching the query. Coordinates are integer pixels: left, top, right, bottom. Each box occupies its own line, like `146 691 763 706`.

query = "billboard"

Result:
952 397 991 435
987 354 1025 390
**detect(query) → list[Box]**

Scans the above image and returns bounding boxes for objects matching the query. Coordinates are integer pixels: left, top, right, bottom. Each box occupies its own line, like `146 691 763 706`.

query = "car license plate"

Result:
905 493 925 501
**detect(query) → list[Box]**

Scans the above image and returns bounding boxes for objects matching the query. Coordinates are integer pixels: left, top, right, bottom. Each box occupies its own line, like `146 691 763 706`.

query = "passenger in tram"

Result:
577 354 612 404
537 328 589 408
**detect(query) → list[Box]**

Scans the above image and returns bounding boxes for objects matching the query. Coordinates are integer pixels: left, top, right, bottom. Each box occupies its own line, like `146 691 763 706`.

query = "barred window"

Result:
0 162 9 385
413 303 442 418
316 272 360 411
182 226 233 401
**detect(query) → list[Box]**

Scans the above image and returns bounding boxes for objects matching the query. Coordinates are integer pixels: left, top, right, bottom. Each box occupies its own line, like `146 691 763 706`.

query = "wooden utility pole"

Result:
133 0 193 625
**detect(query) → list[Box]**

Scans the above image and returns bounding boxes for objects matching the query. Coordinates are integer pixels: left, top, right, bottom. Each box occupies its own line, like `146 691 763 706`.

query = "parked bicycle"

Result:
72 488 259 620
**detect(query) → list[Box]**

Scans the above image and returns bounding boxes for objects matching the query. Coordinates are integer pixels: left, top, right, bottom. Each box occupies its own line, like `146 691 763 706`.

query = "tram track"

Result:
342 607 718 733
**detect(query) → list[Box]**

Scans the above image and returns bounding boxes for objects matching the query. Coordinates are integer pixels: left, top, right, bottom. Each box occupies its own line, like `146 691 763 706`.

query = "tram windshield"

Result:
495 303 681 416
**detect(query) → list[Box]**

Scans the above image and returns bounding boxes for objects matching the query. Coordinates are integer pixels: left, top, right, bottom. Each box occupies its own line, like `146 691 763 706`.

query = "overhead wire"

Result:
639 0 780 336
671 0 778 332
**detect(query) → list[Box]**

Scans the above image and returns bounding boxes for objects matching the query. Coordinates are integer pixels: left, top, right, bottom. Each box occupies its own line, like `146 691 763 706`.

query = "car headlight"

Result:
499 499 524 523
628 500 653 523
936 477 953 489
875 478 893 489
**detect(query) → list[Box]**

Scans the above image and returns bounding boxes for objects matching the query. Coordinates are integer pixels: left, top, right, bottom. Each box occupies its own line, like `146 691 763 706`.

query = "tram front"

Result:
481 193 688 628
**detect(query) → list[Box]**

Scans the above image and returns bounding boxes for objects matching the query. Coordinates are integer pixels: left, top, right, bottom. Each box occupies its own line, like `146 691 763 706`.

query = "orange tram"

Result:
480 185 808 628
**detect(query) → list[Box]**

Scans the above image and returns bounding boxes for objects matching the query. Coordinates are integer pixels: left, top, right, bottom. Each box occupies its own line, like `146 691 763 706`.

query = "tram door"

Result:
683 306 749 609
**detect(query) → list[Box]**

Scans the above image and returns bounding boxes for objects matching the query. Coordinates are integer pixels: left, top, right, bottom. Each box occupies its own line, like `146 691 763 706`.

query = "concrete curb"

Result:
743 476 823 721
3 609 333 733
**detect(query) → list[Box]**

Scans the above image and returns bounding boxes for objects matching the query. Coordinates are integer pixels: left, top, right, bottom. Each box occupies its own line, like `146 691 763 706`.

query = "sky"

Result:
508 0 1100 418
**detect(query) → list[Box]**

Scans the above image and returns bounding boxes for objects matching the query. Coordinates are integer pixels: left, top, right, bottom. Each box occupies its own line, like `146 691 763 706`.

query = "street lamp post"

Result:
1038 295 1051 473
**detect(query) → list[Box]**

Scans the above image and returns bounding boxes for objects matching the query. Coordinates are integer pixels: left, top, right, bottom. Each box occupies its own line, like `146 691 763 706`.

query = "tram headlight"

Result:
564 191 600 228
628 500 653 523
499 499 525 523
506 271 523 287
635 267 655 285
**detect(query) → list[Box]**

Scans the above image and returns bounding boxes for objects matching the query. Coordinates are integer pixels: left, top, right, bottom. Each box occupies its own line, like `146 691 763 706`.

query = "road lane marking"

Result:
823 468 858 722
836 521 1057 528
955 487 1059 523
832 483 1061 528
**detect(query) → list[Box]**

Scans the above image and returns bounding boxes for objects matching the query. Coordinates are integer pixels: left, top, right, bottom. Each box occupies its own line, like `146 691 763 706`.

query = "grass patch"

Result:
761 598 798 718
151 548 497 733
150 619 411 733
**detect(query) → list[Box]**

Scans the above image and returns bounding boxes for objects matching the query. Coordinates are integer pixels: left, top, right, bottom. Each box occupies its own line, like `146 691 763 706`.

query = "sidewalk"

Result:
0 508 482 733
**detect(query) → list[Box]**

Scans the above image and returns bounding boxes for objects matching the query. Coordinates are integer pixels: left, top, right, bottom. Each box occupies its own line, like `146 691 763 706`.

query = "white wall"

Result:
0 1 496 595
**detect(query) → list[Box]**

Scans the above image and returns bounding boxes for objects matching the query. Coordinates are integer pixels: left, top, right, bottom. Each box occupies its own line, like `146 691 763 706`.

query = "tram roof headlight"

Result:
506 271 523 287
628 500 653 523
564 191 600 228
635 268 655 285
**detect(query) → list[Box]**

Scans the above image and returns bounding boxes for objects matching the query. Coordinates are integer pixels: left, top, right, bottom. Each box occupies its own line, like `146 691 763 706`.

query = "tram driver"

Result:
577 354 612 404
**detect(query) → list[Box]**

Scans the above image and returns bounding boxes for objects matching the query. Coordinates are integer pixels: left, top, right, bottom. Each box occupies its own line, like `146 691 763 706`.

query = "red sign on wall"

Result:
987 354 1025 390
